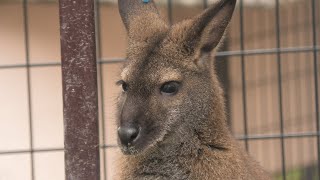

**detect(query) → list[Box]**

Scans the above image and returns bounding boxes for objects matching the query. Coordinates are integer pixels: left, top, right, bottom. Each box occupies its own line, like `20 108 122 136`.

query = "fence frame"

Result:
0 0 319 180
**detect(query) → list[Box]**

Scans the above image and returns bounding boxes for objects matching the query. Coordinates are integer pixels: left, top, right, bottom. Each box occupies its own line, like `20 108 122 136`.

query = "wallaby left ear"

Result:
182 0 236 57
118 0 168 44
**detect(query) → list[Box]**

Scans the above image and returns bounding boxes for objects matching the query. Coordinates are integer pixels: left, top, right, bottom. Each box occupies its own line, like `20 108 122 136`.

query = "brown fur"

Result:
115 0 271 179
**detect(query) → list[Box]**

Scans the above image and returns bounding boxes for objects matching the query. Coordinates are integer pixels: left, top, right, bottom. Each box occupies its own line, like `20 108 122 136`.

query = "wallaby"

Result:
115 0 270 179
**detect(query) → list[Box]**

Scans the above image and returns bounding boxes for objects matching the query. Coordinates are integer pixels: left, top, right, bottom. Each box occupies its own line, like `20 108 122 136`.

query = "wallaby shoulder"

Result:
116 141 270 180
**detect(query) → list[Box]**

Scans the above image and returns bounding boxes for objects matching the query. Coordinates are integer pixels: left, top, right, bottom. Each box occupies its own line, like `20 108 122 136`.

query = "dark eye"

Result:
122 82 128 92
117 80 128 92
160 81 180 95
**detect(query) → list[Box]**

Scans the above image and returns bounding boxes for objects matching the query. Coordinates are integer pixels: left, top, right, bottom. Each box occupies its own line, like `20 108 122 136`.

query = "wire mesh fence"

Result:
0 0 319 179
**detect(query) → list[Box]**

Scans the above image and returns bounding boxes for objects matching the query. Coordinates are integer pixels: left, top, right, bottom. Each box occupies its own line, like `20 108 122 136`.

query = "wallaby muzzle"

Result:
118 125 140 146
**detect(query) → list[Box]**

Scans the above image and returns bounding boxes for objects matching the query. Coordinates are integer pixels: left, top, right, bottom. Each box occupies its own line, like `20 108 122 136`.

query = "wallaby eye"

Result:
117 80 128 92
160 81 180 95
122 82 128 92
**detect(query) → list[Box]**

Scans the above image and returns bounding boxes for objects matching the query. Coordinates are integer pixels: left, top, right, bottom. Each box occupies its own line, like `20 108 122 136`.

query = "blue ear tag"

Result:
142 0 150 3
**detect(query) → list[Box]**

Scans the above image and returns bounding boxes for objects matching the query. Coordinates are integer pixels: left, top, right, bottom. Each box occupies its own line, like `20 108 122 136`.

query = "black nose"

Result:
118 126 140 146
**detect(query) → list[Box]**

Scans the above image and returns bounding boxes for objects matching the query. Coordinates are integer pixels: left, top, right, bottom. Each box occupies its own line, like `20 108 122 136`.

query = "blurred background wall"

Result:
0 0 319 180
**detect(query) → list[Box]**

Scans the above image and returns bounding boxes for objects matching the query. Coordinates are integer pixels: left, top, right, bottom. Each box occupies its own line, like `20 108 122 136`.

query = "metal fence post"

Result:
59 0 100 179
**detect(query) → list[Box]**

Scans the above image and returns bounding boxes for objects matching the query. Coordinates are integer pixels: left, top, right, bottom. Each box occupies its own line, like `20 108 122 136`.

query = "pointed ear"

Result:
182 0 236 57
118 0 168 43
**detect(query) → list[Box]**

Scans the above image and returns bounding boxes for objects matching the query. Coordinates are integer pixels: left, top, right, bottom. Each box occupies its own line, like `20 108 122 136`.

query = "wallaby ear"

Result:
182 0 236 59
118 0 168 43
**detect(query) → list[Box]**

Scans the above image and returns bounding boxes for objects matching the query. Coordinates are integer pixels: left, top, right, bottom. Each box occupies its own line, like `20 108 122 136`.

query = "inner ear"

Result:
194 51 211 68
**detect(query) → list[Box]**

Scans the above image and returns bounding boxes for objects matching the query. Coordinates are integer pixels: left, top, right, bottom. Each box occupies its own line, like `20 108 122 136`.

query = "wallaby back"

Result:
115 0 271 179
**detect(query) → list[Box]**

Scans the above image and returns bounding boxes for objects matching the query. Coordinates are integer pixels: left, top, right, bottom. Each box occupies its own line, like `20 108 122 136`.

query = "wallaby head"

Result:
116 0 236 155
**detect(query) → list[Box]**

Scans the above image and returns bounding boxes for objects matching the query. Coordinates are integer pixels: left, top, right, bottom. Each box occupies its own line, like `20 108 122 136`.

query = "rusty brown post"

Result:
59 0 100 179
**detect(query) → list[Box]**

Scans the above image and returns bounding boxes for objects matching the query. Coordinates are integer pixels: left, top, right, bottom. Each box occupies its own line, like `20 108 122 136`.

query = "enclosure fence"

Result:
0 0 319 180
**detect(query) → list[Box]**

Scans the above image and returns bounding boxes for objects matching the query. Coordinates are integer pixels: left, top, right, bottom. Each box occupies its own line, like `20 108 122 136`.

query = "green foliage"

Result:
274 166 319 180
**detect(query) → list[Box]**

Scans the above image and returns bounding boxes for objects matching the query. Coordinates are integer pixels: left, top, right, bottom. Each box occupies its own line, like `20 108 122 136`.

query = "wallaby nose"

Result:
118 126 140 146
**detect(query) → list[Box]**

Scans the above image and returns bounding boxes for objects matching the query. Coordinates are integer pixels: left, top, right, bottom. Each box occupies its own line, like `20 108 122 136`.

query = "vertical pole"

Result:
203 0 208 9
59 0 100 180
275 0 286 179
167 0 173 25
22 0 35 179
239 0 249 151
311 0 320 179
94 0 108 179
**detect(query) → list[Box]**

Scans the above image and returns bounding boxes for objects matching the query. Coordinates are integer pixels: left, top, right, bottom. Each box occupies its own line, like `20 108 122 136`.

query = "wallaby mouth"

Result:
117 120 165 155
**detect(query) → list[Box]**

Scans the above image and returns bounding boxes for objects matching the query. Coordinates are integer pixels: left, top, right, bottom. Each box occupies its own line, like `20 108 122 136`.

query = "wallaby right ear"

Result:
118 0 168 43
179 0 236 63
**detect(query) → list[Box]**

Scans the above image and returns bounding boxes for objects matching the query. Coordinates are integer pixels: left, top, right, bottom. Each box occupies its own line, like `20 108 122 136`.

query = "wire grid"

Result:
0 0 319 180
